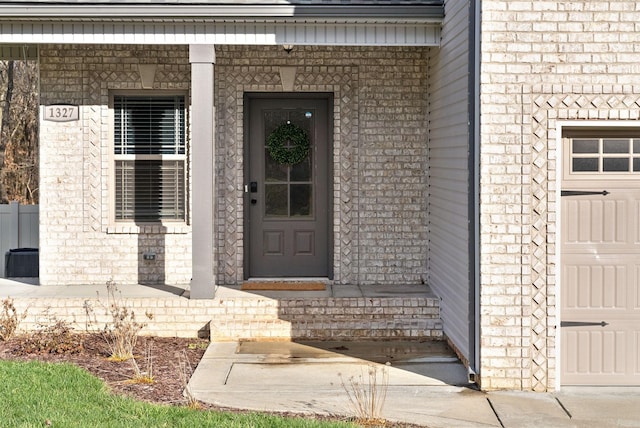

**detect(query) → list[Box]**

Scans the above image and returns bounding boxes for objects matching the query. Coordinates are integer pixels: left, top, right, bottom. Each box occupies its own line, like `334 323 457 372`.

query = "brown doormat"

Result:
241 281 327 291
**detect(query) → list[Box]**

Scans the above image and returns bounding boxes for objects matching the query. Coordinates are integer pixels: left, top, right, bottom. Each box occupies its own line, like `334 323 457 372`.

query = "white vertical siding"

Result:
427 0 471 362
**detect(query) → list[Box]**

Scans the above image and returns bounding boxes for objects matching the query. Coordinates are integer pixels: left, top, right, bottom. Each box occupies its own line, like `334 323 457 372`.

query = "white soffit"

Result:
0 20 441 46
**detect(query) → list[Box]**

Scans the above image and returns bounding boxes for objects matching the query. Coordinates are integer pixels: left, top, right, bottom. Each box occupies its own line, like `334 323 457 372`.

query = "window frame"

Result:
569 137 640 174
562 125 640 182
109 90 189 226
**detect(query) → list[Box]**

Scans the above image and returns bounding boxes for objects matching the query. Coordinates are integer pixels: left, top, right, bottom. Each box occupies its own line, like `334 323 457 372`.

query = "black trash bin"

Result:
5 248 39 277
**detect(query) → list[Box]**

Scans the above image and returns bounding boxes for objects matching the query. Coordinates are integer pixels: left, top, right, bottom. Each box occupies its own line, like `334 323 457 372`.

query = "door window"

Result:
263 110 313 218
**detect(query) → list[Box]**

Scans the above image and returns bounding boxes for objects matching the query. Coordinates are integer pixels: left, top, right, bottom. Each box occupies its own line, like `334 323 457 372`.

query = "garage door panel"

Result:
636 200 640 243
636 265 640 309
562 258 629 310
636 332 640 375
560 176 640 385
562 326 632 385
565 198 628 244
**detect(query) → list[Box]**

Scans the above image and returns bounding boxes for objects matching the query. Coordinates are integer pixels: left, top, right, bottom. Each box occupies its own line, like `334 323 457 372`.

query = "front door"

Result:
246 96 330 277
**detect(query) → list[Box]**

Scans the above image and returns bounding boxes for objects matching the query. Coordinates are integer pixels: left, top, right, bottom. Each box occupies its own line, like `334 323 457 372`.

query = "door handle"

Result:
560 321 609 327
251 199 257 205
561 190 609 197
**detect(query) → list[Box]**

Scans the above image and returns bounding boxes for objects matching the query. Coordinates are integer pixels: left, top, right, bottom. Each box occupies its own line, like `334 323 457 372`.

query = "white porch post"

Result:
189 44 216 299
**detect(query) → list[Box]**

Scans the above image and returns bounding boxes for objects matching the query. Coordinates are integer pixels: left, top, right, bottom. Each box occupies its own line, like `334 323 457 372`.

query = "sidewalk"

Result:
188 341 640 428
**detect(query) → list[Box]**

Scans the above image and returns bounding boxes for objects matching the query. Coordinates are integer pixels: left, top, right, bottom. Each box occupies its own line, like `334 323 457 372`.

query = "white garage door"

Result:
561 135 640 386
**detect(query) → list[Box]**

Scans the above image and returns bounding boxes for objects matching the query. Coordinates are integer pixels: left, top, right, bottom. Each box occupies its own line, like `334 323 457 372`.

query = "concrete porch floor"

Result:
0 278 437 300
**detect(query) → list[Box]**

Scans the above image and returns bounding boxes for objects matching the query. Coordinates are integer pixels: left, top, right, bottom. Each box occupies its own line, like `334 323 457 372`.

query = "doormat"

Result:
241 281 326 291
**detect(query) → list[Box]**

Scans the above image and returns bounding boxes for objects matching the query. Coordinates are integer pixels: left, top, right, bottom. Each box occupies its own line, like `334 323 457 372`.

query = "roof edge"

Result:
0 4 445 21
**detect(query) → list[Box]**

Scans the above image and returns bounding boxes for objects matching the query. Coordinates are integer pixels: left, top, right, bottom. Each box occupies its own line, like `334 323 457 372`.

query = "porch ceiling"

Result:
0 2 443 47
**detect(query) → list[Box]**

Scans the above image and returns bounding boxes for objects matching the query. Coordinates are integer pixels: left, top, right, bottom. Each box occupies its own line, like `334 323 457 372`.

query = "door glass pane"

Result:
603 158 629 172
264 110 289 137
573 158 598 172
290 184 312 216
265 184 288 216
289 110 312 181
634 140 640 153
265 149 288 182
603 139 629 154
290 156 311 181
572 139 598 154
289 110 312 134
633 158 640 172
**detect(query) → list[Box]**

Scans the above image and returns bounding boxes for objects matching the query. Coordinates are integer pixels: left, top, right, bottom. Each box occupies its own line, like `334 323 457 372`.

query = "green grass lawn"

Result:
0 360 354 428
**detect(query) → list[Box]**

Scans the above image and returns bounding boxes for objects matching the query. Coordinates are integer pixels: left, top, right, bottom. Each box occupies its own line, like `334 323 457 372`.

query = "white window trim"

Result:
107 90 190 234
562 123 640 181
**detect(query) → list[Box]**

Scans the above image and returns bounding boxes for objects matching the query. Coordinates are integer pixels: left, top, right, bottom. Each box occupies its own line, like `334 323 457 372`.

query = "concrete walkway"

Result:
188 340 640 428
3 279 640 427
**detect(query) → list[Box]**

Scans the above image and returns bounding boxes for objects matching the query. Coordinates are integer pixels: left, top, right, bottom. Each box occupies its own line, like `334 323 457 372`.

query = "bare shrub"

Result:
127 341 155 384
339 364 389 427
0 297 27 341
86 279 153 361
15 312 83 355
177 349 200 408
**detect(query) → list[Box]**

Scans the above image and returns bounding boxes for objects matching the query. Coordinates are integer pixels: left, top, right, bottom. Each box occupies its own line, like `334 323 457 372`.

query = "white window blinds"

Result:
114 95 186 221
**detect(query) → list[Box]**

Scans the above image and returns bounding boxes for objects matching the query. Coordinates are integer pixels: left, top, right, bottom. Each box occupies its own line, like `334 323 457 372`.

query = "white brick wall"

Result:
480 0 640 391
39 45 430 287
10 295 442 340
39 45 192 287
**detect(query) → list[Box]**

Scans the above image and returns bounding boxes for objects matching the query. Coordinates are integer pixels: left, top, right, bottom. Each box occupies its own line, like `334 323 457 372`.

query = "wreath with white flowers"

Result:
266 122 310 165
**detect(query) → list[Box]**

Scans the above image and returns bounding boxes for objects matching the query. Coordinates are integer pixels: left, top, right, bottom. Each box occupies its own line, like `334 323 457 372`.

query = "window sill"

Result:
107 223 190 234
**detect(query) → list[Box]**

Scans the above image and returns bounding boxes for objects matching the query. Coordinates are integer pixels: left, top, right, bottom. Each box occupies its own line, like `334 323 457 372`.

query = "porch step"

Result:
208 284 443 341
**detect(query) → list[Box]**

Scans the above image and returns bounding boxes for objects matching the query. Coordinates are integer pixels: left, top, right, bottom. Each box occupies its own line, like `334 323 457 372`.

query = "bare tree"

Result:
0 60 13 131
0 60 38 204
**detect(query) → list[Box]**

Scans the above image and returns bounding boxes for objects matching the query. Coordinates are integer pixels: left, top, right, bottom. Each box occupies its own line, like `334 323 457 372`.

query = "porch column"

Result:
189 44 216 299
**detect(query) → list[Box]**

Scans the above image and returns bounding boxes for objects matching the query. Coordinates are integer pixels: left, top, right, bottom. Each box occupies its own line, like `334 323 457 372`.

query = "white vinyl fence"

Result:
0 202 39 277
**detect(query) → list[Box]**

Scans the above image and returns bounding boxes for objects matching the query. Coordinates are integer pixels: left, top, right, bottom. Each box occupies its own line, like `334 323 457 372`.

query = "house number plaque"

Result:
44 104 79 122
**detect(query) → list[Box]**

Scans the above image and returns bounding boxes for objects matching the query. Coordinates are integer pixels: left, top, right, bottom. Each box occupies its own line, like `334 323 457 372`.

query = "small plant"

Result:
0 297 27 341
127 341 155 384
96 279 152 361
339 364 389 427
16 316 83 355
177 349 200 409
187 341 208 351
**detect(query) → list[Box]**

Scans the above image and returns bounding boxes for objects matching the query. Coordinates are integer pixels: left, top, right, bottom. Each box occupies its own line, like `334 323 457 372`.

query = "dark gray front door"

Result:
247 96 329 277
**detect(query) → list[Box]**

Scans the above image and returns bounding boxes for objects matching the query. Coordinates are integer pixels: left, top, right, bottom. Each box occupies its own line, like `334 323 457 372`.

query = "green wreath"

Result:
266 122 310 165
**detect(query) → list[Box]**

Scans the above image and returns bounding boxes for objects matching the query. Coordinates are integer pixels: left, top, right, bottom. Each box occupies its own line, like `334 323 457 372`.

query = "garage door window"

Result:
571 138 640 173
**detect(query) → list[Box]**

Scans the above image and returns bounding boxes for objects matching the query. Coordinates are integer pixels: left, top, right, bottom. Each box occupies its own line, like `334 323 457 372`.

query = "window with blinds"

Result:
113 95 186 221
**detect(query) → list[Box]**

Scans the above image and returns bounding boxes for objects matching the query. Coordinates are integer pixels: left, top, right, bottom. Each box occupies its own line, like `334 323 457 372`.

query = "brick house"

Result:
1 0 639 391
